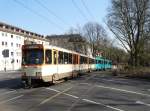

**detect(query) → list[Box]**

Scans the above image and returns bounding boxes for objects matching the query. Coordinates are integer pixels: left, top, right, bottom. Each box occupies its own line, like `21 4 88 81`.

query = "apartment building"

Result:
0 22 49 71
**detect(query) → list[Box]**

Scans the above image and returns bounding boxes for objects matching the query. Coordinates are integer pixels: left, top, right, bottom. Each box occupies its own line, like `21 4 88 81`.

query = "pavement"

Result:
0 71 150 111
0 70 22 74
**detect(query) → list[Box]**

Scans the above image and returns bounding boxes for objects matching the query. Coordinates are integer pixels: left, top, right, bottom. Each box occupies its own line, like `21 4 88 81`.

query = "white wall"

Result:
0 31 24 71
0 30 49 71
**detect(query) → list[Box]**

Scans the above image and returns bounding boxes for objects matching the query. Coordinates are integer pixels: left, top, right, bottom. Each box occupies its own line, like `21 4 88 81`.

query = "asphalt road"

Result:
0 71 150 111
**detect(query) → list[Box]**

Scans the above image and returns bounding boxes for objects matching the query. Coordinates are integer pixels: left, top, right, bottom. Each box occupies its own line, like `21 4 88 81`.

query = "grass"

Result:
112 66 150 79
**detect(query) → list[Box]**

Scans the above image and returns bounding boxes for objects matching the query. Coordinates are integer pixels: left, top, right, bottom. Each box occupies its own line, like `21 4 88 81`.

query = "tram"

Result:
95 56 112 70
21 44 95 87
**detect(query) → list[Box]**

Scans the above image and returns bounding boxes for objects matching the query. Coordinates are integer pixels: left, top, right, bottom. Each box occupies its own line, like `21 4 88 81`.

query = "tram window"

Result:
45 50 52 64
80 56 86 64
68 53 72 64
22 49 43 65
73 54 75 64
53 51 57 64
76 55 79 64
96 60 98 64
91 59 94 64
99 60 102 64
84 57 87 64
80 56 83 64
58 51 64 64
81 56 83 64
89 59 91 64
73 54 78 64
64 52 68 64
85 57 87 64
90 59 92 64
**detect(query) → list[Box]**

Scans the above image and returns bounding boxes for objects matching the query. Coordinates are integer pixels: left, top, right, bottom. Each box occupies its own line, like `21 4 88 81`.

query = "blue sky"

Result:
0 0 111 36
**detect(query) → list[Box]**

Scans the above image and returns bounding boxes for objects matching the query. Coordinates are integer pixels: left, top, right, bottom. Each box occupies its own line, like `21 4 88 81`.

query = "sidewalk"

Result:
0 70 22 74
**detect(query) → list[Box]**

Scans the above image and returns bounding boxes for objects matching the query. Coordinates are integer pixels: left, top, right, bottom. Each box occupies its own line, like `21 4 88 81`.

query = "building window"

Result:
2 41 4 46
5 33 7 37
11 52 14 56
5 42 7 46
11 35 13 38
11 42 13 47
2 33 4 36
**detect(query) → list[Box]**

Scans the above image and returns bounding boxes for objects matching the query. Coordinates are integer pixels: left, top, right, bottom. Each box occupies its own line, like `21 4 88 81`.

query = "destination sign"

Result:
22 44 43 49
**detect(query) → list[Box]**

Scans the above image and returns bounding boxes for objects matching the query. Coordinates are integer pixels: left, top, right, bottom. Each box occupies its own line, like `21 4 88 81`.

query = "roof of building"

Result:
0 21 48 41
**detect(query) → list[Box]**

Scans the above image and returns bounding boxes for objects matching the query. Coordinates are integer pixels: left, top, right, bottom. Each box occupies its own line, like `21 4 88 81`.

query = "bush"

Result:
112 65 150 78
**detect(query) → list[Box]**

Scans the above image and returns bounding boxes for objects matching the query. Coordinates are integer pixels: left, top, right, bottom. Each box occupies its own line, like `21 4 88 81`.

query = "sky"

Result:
0 0 111 36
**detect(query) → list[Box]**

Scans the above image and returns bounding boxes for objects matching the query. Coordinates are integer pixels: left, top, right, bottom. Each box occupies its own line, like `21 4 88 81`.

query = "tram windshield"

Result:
22 49 44 65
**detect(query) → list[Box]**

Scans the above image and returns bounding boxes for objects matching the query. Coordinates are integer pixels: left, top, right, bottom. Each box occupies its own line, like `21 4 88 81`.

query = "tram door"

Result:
53 50 57 64
52 49 58 75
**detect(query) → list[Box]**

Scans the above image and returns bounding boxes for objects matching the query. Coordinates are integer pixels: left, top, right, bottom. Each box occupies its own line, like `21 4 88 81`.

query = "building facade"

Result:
46 34 93 57
0 22 49 71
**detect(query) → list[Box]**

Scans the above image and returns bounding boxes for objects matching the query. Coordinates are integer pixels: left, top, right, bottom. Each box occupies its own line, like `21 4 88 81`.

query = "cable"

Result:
14 0 63 31
71 0 89 21
81 0 95 20
34 0 69 26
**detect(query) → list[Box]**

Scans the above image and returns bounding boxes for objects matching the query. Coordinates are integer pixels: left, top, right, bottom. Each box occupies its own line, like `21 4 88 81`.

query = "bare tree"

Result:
83 22 108 56
107 0 150 66
66 25 82 35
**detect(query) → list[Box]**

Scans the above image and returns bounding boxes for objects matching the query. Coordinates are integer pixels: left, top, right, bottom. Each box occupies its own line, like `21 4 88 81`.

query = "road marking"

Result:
80 82 150 97
0 90 16 96
80 83 91 85
0 95 23 104
46 88 79 99
64 93 79 99
96 85 150 97
136 101 150 107
83 99 124 111
46 88 60 93
40 87 73 105
46 88 124 111
83 99 100 104
102 79 129 84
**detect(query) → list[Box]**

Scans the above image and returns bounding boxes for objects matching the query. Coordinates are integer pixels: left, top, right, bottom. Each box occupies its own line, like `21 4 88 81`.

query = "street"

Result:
0 71 150 111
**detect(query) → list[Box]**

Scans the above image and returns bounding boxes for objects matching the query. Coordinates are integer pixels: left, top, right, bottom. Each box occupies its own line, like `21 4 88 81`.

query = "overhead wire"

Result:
34 0 69 27
13 0 64 31
81 0 95 20
71 0 89 21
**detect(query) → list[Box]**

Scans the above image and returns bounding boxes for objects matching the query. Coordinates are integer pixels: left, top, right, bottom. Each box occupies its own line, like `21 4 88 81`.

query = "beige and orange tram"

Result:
21 44 95 87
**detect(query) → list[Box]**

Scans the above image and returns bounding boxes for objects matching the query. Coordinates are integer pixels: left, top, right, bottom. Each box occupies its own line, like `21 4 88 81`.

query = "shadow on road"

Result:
0 78 23 90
